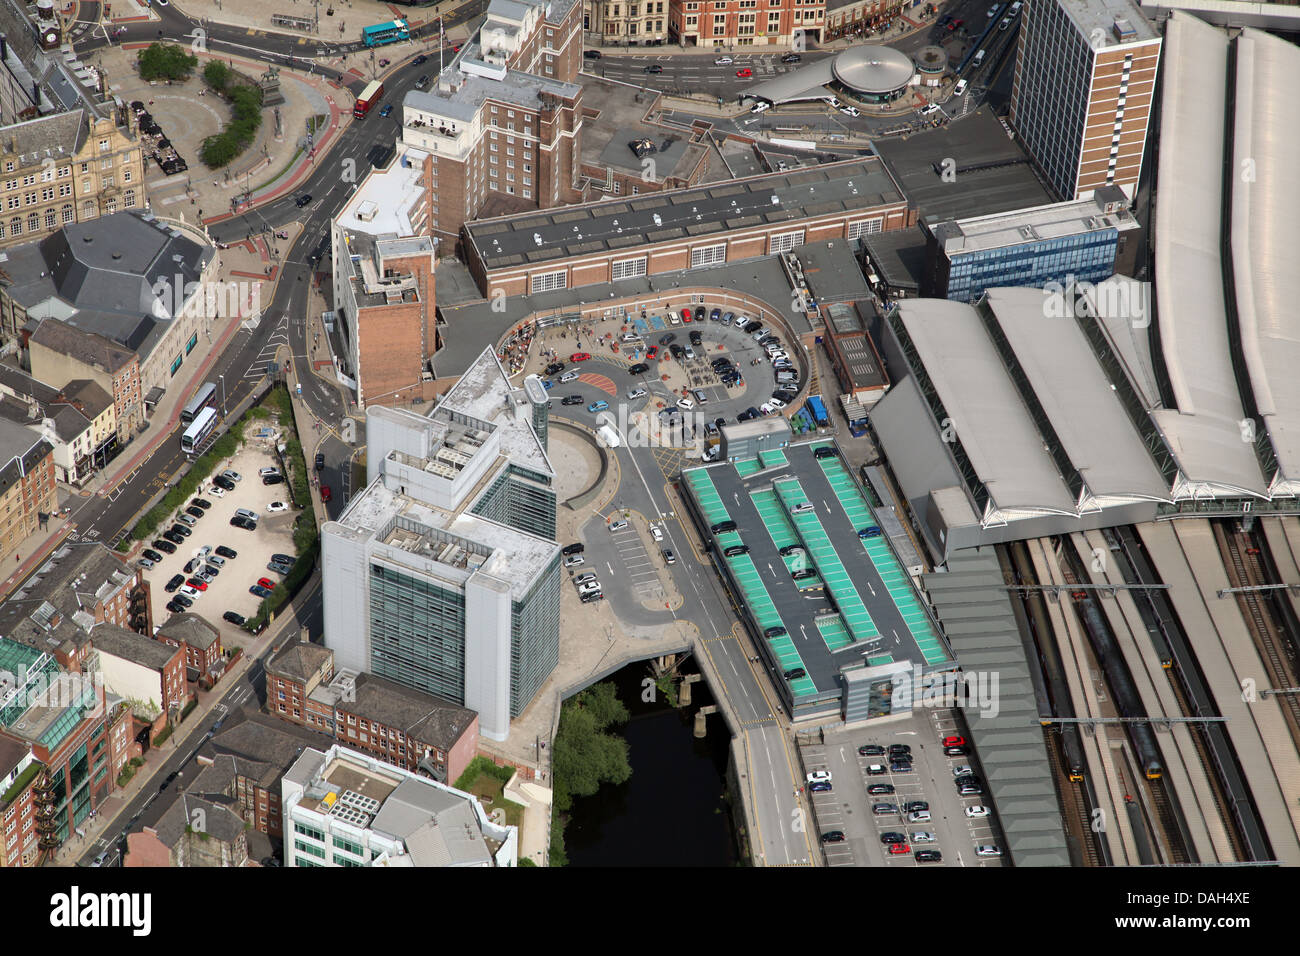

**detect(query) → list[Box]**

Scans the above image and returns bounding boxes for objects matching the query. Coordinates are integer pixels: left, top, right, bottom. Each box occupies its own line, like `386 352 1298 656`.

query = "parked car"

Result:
820 830 845 843
267 501 289 513
609 520 629 532
212 476 235 491
262 473 284 486
976 844 1002 857
172 594 193 609
867 784 895 795
223 611 246 626
563 553 585 568
230 516 256 530
965 805 990 818
190 498 212 510
186 577 208 591
176 513 197 527
221 470 242 483
142 549 163 563
320 486 332 502
153 538 177 554
170 523 192 538
249 585 272 599
215 546 238 559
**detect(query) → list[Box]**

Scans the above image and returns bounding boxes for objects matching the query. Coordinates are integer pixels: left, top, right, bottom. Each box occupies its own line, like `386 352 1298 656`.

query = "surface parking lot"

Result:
139 439 302 642
803 710 1007 867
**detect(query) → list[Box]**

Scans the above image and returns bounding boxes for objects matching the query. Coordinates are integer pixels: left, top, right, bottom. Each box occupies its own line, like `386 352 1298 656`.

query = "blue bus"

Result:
805 395 830 428
180 382 218 425
181 407 219 455
362 19 411 47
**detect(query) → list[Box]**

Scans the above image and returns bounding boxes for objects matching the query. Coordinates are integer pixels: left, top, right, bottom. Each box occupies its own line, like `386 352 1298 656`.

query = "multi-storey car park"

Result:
680 438 953 723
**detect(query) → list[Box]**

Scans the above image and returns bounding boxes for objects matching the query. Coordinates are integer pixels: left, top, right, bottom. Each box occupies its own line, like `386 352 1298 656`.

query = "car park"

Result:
867 783 895 795
966 805 990 818
223 611 245 626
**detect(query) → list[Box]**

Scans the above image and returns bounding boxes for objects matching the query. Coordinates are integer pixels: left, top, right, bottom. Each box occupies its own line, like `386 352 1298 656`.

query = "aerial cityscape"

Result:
0 0 1289 908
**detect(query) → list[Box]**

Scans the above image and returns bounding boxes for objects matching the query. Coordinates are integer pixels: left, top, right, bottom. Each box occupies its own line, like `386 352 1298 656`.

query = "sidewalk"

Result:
52 579 319 866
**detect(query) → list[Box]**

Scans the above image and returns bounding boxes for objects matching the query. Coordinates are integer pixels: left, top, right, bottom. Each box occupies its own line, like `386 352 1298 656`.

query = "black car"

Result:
164 574 185 593
779 544 805 557
262 473 285 485
223 611 246 626
644 63 663 73
314 453 325 471
185 506 205 519
413 53 428 65
271 553 295 566
294 193 312 207
545 362 566 376
159 771 179 792
915 849 943 863
583 49 602 59
723 545 749 557
711 358 732 370
629 362 650 375
867 783 895 795
190 497 212 510
814 446 838 459
561 394 583 406
142 549 163 563
172 593 193 609
890 762 913 773
184 557 202 574
212 475 236 491
230 516 257 530
152 538 177 554
714 418 727 430
669 344 685 360
879 832 907 845
165 599 183 614
215 545 238 559
562 543 584 555
162 530 185 545
659 333 677 346
903 801 929 813
859 744 886 756
783 667 806 681
888 744 912 757
820 830 845 843
693 306 705 320
169 523 192 538
782 52 802 63
944 745 969 756
689 330 703 346
743 320 763 333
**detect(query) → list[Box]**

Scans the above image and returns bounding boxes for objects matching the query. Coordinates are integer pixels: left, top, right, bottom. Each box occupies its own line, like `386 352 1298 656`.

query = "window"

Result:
44 210 55 229
531 270 567 293
100 158 113 171
847 218 883 239
98 139 110 153
612 180 621 195
26 213 37 232
769 230 804 254
59 183 71 197
612 257 647 280
690 243 726 268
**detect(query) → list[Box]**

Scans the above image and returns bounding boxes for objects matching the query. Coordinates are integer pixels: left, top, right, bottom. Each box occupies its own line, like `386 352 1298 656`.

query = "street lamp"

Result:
219 374 227 416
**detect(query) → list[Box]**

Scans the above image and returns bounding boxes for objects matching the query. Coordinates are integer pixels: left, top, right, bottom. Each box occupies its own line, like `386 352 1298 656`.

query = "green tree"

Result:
137 43 198 81
551 682 631 814
203 60 231 92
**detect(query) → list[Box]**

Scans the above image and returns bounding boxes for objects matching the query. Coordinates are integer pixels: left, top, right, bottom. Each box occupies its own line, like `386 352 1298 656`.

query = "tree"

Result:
203 60 231 92
551 682 632 813
137 43 198 81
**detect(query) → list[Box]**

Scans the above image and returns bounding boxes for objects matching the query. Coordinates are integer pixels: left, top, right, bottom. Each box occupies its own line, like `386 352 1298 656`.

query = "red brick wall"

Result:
124 830 172 867
357 299 430 409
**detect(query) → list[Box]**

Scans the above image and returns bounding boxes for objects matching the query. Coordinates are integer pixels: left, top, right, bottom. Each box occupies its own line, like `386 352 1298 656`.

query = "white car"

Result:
669 313 683 325
609 519 630 532
806 770 832 785
911 831 935 844
987 3 1001 16
907 810 932 823
759 402 776 416
953 765 973 777
650 525 664 542
839 106 860 117
627 386 648 400
976 844 1002 857
563 553 585 568
965 805 990 818
750 101 771 114
920 103 941 116
715 56 734 65
179 585 201 599
953 79 968 96
266 501 289 513
768 397 787 410
676 397 696 410
578 580 602 595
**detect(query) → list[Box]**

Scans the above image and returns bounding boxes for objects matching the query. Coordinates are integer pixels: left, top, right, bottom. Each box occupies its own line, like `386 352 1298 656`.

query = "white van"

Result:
953 79 968 96
972 49 986 68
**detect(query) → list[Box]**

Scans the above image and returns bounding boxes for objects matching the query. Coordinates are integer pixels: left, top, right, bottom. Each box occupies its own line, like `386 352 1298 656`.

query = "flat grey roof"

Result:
873 110 1055 221
894 298 1077 515
1059 0 1160 45
465 158 904 271
926 186 1137 256
1229 28 1300 492
1153 13 1267 497
597 128 697 179
862 225 928 292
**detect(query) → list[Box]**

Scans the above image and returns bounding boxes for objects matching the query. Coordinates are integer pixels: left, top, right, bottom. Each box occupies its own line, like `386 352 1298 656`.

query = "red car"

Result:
320 485 332 502
570 351 591 362
888 843 910 855
681 308 693 323
257 577 275 590
942 735 967 748
736 67 753 78
186 577 208 591
948 18 963 30
646 346 659 360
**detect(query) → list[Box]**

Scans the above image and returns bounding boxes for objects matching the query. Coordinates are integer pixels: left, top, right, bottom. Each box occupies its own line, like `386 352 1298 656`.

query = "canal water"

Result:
564 662 740 867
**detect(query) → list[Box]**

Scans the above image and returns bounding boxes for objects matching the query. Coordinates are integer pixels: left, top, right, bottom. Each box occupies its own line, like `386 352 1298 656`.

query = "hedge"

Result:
131 430 243 541
200 72 264 169
244 537 319 633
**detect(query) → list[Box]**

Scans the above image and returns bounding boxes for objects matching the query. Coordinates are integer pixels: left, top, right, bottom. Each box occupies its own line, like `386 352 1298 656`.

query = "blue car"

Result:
541 379 554 390
858 526 882 539
379 103 393 117
587 400 609 413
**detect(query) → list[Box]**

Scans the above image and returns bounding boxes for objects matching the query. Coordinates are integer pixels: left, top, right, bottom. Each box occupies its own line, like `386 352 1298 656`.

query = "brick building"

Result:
125 792 249 867
823 0 911 40
0 417 55 564
668 0 825 47
91 625 188 731
580 123 710 200
0 368 117 484
462 157 913 298
155 613 225 686
585 0 672 45
1010 0 1160 200
266 641 480 784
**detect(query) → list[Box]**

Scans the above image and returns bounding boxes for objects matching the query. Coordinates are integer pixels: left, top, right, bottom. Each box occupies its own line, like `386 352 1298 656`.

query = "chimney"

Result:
1 35 8 61
299 627 310 644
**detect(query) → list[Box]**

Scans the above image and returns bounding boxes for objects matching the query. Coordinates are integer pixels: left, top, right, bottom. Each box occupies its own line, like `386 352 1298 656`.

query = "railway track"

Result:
1216 524 1300 749
1042 726 1103 866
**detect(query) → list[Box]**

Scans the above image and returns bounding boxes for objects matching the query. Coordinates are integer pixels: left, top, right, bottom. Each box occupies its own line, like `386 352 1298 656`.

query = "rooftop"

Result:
1057 0 1160 47
92 623 179 672
873 110 1055 220
464 157 904 271
267 640 334 684
310 670 476 751
336 146 430 240
155 613 221 652
925 185 1137 255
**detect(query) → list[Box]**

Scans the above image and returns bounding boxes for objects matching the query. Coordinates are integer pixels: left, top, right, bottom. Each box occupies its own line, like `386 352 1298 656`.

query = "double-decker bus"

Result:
181 407 219 455
180 382 218 425
362 19 410 47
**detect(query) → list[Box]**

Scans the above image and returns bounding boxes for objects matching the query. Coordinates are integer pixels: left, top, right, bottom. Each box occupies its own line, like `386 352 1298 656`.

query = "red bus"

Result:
354 81 385 118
